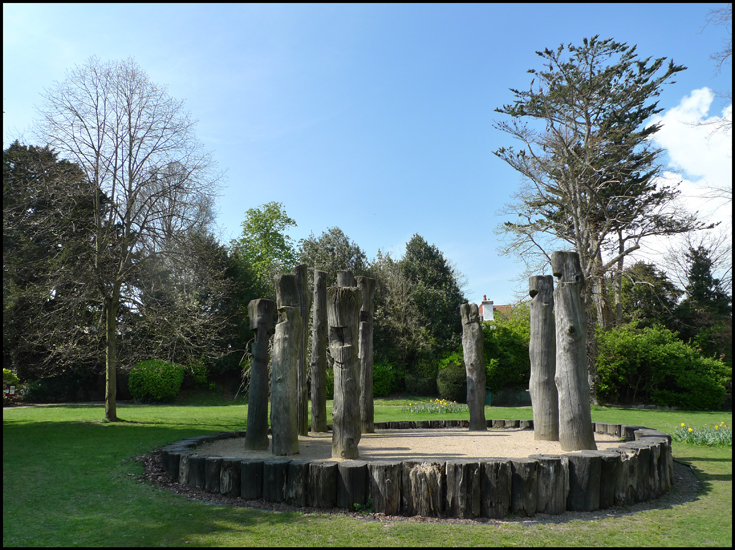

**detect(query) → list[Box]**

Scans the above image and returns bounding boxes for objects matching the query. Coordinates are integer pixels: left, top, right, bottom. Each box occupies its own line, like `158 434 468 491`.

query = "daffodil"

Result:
688 428 693 433
681 423 686 427
715 425 719 430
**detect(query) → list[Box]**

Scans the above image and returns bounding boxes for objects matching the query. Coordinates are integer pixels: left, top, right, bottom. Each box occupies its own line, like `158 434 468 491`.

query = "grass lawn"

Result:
3 396 732 547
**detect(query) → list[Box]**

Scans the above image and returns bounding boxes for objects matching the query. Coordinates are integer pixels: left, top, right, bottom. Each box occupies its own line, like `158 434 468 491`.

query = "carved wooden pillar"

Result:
529 276 559 441
293 264 311 436
336 270 356 288
309 269 328 432
356 276 377 433
551 251 596 451
327 286 362 459
272 274 302 456
245 298 276 450
461 303 487 431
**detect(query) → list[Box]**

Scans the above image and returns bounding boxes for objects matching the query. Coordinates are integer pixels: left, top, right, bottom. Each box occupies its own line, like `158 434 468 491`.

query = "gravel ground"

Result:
196 428 626 462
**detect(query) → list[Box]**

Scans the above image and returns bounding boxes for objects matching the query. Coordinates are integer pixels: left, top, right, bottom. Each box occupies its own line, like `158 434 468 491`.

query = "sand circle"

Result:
196 428 625 462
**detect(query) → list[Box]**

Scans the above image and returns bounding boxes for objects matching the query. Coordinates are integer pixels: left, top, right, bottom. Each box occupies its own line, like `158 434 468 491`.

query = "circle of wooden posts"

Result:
162 422 673 519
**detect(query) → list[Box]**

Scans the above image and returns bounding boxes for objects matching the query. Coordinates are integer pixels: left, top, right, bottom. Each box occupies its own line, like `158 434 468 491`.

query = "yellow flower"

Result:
681 423 686 427
715 425 719 430
688 428 693 433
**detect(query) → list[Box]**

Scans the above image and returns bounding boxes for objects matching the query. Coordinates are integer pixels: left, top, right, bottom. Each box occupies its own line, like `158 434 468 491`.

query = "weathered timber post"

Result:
460 303 487 431
309 269 329 432
293 264 311 436
327 285 362 459
336 270 356 288
272 273 302 456
528 276 559 441
356 276 377 433
245 298 276 450
551 251 596 451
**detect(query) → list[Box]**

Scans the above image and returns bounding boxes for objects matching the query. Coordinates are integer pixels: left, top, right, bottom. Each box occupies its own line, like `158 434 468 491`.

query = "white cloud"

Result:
633 88 732 279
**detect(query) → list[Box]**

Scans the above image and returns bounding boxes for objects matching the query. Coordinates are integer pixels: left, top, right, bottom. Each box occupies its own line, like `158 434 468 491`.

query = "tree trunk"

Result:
480 459 512 519
445 460 482 518
337 270 360 399
356 276 377 433
528 276 559 441
510 458 538 517
308 461 338 508
246 298 276 450
104 286 120 422
309 270 329 432
564 452 601 511
293 264 311 437
551 251 597 451
263 459 291 502
368 461 402 515
408 462 445 518
270 292 301 456
529 454 567 514
327 286 362 459
337 460 369 509
460 303 487 431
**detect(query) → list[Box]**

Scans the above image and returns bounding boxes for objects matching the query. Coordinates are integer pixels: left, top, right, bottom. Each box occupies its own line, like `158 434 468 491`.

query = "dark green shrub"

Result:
326 366 334 400
128 360 184 402
19 369 102 403
373 361 398 397
436 351 467 403
404 354 438 396
182 359 208 389
596 323 730 410
483 303 531 391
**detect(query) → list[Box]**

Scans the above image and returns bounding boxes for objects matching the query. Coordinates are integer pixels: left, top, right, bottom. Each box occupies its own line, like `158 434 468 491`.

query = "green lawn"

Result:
3 398 732 547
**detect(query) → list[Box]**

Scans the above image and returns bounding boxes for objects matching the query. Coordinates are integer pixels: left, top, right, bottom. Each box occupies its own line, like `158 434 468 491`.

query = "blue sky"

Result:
3 3 732 305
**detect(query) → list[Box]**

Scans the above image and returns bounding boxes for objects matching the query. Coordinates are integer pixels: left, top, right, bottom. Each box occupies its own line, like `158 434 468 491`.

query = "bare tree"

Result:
34 57 221 421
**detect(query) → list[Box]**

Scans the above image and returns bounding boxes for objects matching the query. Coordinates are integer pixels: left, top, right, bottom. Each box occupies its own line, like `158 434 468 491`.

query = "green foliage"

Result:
372 361 400 397
297 227 369 286
353 499 374 515
402 398 467 414
182 359 209 389
404 353 439 396
3 368 19 386
596 323 731 410
325 366 334 400
128 360 185 402
674 245 732 368
617 261 682 330
483 303 531 391
232 201 297 300
436 351 467 403
674 421 731 447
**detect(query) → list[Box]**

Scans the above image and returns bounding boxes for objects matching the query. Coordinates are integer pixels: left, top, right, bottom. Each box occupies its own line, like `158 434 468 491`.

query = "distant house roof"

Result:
492 304 513 317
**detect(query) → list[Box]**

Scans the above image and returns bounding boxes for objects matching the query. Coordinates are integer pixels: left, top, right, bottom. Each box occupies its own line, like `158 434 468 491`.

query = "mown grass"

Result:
3 396 732 547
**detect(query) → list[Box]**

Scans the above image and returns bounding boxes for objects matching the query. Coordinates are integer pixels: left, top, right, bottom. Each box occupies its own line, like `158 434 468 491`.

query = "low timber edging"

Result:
160 420 673 519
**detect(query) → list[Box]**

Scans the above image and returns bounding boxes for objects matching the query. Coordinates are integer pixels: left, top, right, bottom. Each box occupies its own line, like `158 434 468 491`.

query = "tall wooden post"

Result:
336 270 356 288
327 286 362 459
270 304 301 456
356 276 377 433
551 251 596 451
245 298 276 450
461 303 487 431
528 276 559 441
336 269 360 400
309 270 329 432
293 264 311 436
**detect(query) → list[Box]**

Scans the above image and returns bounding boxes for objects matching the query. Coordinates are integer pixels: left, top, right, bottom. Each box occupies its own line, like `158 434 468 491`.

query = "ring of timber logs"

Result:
160 421 673 519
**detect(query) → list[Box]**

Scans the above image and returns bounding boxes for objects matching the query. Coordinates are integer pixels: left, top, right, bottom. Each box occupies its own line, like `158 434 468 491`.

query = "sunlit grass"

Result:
3 397 732 547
